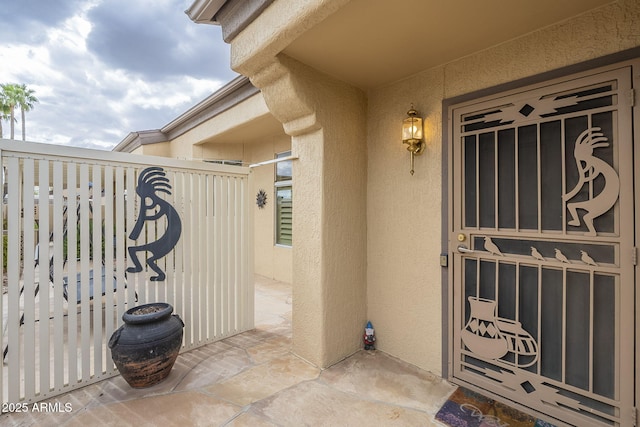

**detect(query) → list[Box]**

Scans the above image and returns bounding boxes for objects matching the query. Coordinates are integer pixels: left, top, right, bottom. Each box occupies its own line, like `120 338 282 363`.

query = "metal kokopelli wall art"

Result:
562 127 619 236
127 167 182 281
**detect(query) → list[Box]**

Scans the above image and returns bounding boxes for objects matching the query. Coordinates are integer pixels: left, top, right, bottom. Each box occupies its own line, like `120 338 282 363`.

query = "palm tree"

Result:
0 100 10 139
17 84 38 141
0 83 38 140
1 84 20 140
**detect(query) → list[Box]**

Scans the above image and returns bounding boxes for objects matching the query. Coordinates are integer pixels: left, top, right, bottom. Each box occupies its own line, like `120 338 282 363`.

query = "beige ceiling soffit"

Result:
185 0 226 24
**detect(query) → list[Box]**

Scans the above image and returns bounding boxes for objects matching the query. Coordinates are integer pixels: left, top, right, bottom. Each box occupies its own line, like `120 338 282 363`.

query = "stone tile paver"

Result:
320 350 454 414
250 380 440 427
1 275 454 427
64 391 240 427
206 354 320 406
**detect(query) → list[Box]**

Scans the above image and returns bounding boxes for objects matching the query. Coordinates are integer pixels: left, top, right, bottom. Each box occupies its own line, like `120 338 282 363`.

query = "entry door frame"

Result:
443 53 640 426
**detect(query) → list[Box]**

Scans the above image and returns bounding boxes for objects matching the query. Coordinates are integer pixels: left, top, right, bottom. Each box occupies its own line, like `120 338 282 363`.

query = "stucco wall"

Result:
244 54 368 367
367 68 444 374
247 136 293 283
366 0 640 375
136 142 171 157
274 58 368 368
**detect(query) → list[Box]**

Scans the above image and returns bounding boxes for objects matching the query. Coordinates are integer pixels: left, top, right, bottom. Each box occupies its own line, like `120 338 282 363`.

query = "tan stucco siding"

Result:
281 64 368 368
248 135 293 283
139 142 171 157
366 0 640 375
444 0 640 99
367 67 445 375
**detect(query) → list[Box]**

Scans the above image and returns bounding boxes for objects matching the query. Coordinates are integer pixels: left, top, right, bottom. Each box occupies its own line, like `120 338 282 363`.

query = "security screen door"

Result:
449 63 636 426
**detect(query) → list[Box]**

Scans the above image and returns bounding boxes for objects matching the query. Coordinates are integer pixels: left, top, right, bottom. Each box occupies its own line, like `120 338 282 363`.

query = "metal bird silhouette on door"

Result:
127 167 182 281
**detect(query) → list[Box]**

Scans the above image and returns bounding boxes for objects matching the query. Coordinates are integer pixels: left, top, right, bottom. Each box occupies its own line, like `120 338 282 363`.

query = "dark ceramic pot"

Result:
108 302 184 388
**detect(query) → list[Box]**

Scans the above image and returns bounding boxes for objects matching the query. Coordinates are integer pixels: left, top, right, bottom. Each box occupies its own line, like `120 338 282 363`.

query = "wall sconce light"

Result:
402 105 424 175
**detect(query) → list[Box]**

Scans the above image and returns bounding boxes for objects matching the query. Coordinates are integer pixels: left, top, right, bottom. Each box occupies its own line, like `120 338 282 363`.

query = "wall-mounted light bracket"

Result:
402 106 424 175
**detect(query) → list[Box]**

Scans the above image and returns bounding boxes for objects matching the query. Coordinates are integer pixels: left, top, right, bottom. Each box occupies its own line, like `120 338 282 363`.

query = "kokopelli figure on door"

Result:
127 167 182 281
562 127 619 236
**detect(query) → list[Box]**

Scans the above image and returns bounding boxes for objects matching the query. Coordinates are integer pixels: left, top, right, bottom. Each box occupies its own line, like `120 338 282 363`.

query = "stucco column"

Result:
250 55 367 367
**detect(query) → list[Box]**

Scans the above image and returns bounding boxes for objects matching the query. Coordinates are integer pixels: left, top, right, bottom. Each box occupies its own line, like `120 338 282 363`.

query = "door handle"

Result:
457 245 475 254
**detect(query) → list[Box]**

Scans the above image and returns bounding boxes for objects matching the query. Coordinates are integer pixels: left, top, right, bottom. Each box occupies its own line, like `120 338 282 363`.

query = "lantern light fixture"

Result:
402 105 424 175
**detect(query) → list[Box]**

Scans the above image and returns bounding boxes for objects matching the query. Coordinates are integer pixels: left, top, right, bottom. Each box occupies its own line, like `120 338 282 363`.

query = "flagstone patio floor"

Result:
2 275 455 426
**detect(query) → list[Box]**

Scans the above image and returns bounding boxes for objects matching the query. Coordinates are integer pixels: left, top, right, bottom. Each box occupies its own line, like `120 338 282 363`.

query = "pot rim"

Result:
123 302 173 324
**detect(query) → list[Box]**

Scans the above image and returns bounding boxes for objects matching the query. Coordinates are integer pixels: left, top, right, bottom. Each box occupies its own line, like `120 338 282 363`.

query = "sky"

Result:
0 0 237 150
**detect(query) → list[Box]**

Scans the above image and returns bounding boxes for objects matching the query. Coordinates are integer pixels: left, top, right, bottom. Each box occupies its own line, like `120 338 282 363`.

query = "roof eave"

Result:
185 0 226 24
112 130 168 153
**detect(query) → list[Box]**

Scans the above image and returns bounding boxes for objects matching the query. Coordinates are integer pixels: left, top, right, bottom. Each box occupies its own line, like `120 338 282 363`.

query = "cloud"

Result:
0 0 237 150
0 0 86 43
86 0 231 80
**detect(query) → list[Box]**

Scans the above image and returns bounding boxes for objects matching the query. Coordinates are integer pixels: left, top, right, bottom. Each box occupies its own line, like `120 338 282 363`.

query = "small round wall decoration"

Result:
256 189 268 209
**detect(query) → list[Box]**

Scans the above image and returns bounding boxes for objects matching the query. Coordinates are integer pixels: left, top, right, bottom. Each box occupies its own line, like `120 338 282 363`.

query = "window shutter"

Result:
276 187 292 246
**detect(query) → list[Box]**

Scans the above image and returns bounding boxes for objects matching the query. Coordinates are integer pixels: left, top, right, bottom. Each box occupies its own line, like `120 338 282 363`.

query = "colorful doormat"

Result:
435 387 557 427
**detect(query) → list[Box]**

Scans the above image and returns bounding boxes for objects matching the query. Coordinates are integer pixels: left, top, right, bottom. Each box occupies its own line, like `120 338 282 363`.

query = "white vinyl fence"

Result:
0 140 253 405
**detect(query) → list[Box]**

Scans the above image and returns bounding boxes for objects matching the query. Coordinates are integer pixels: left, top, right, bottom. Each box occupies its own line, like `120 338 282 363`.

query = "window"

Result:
275 151 292 246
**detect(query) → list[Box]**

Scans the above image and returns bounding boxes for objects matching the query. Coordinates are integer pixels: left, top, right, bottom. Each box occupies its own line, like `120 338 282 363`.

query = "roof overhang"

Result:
160 76 258 137
113 76 262 152
188 0 615 90
184 0 226 24
281 0 616 89
112 130 167 153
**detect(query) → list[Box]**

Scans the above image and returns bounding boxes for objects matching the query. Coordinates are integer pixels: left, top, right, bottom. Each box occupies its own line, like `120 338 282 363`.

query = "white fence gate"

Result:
0 140 254 405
